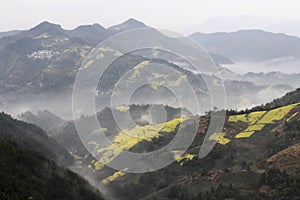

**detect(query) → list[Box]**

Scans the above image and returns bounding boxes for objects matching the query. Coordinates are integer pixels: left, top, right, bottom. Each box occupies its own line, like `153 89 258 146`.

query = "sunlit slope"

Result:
98 102 300 184
97 117 199 183
266 143 300 174
86 118 193 177
207 102 300 146
231 102 300 138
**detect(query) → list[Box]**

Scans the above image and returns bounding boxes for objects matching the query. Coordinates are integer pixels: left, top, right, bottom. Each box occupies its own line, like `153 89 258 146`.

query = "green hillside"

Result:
0 112 73 166
52 89 300 200
0 140 104 200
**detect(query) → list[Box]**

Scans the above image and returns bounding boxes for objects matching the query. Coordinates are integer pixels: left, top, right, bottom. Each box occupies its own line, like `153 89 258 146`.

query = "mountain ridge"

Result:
0 112 73 166
108 18 147 32
190 29 300 62
0 20 298 118
0 139 104 200
48 88 300 200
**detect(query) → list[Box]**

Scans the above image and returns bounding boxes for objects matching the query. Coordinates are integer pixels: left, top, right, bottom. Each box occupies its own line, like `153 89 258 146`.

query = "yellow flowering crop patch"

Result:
228 111 266 124
286 112 298 122
92 117 188 170
168 74 187 87
130 60 150 80
98 46 123 56
102 171 126 184
244 124 266 132
152 72 164 79
115 105 130 112
235 131 255 138
247 111 266 124
257 103 300 124
172 150 196 166
209 132 231 145
150 82 161 90
228 114 247 123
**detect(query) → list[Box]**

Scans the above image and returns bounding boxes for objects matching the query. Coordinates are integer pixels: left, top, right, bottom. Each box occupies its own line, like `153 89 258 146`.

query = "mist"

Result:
224 60 300 75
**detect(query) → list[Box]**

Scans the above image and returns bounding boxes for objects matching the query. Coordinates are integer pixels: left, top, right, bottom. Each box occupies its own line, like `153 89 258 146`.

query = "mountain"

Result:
0 22 85 93
186 16 283 34
187 15 300 37
0 20 297 118
68 23 111 44
190 30 300 62
26 21 67 37
108 18 147 33
0 30 20 39
0 22 256 116
0 140 104 200
46 88 300 200
0 111 105 199
1 19 300 200
265 143 300 174
253 88 300 111
108 18 233 64
0 20 148 96
209 53 234 64
18 110 65 133
53 104 188 156
0 112 73 166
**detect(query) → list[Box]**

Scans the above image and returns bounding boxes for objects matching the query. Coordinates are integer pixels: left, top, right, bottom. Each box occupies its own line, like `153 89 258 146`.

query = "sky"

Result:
1 0 300 33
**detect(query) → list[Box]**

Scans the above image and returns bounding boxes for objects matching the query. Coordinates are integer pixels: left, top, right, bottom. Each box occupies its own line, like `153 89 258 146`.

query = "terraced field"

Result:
87 102 300 184
234 102 300 139
85 117 189 182
209 132 231 145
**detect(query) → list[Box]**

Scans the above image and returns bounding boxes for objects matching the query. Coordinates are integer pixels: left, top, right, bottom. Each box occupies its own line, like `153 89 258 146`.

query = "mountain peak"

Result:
31 21 62 31
121 18 146 27
92 23 105 29
28 21 65 36
108 18 147 32
68 23 109 44
74 23 105 31
124 18 145 25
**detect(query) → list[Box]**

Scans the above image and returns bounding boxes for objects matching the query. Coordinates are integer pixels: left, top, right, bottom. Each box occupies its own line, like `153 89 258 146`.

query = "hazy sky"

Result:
1 0 300 33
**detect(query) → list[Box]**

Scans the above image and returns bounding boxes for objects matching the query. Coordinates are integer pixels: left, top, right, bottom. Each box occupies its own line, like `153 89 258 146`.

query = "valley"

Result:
0 15 300 200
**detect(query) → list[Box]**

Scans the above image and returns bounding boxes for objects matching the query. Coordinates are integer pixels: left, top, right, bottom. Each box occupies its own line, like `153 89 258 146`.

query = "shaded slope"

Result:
0 140 103 200
191 30 300 62
0 112 73 166
18 110 65 133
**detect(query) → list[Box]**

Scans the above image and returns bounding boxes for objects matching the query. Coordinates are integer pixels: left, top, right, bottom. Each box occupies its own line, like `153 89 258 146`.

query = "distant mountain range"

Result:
18 110 65 133
1 18 300 200
0 19 299 117
2 19 300 65
187 15 300 37
0 30 20 39
190 30 300 62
